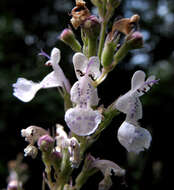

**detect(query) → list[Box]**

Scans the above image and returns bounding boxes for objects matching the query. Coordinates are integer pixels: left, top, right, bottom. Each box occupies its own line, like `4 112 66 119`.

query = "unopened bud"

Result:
101 34 120 70
82 15 100 57
60 29 81 52
82 15 100 38
126 31 143 49
113 31 143 65
24 144 38 159
38 135 54 152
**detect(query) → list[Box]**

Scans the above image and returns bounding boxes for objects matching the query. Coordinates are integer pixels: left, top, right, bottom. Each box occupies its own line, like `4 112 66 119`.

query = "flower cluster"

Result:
12 0 159 189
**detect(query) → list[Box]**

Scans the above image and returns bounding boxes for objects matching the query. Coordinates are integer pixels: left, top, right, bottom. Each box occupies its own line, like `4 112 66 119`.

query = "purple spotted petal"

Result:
117 121 152 154
70 77 99 107
73 53 88 80
65 107 102 136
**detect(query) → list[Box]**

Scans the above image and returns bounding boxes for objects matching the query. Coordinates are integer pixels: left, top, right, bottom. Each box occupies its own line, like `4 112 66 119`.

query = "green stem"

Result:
88 37 97 57
56 148 72 190
75 169 97 190
42 153 54 190
97 21 107 61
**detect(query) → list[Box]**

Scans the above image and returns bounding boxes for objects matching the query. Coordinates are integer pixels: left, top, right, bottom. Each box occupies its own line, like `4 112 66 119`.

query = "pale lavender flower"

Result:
24 144 38 159
21 125 48 144
13 48 70 102
115 70 158 122
117 121 152 154
92 159 126 177
115 70 157 153
65 53 102 136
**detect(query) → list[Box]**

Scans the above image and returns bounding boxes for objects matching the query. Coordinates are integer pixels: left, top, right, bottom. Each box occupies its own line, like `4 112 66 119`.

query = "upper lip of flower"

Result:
73 52 101 81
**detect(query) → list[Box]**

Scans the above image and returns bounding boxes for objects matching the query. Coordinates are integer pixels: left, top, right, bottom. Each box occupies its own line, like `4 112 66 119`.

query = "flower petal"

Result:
117 121 152 154
87 56 101 80
73 52 88 79
126 96 143 122
131 70 146 91
70 77 99 107
47 48 71 92
92 159 125 177
13 78 42 102
41 71 63 88
65 107 102 136
115 93 142 121
50 48 61 66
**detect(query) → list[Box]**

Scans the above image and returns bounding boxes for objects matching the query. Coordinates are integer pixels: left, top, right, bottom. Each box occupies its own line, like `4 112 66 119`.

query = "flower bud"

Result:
38 135 54 152
101 34 120 70
24 144 38 159
82 15 100 38
126 31 144 49
60 29 81 52
82 15 100 57
113 31 143 65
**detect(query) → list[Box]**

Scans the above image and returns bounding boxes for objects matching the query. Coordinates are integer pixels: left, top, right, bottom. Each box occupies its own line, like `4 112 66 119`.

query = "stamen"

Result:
38 49 50 59
144 79 159 86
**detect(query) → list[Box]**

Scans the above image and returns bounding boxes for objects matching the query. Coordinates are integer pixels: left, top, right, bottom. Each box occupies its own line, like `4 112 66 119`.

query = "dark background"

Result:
0 0 173 189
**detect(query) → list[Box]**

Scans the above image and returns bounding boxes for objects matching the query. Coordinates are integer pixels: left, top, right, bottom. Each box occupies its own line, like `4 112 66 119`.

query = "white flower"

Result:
21 125 48 144
24 144 38 158
117 121 152 154
70 53 101 107
115 70 158 122
65 53 102 136
13 48 70 102
55 124 69 152
92 159 125 177
65 107 102 136
73 52 101 80
69 137 80 168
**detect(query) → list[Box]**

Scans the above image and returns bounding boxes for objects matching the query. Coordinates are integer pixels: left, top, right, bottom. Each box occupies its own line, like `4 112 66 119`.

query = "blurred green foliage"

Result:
0 0 173 189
